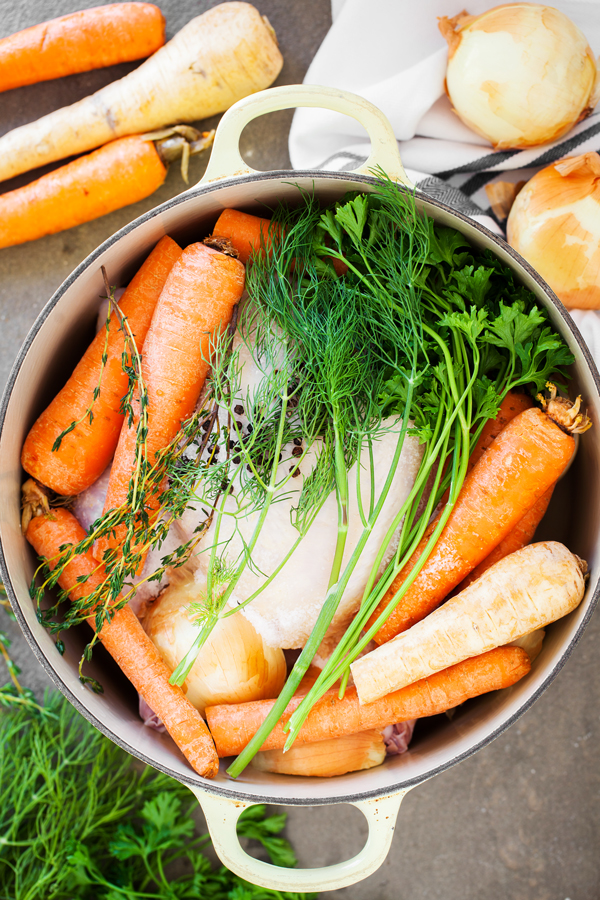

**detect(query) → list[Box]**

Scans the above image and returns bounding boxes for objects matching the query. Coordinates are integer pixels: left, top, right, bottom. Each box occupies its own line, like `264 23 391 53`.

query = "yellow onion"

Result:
144 575 286 716
439 4 599 149
250 730 386 778
507 152 600 309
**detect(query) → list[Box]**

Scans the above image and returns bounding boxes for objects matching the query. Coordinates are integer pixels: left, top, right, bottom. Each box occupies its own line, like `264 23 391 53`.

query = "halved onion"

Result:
251 730 386 777
439 4 599 149
144 575 287 716
507 153 600 309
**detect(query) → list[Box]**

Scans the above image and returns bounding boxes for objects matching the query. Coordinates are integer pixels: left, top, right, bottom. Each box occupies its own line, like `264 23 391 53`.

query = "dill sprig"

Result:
0 586 51 716
0 692 307 899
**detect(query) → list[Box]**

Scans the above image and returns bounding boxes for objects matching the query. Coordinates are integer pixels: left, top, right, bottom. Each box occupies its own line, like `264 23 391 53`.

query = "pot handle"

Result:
198 83 412 187
190 787 410 892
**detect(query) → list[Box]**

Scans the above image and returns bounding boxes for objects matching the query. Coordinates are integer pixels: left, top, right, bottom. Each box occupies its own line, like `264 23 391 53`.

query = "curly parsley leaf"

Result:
448 264 493 308
427 224 471 266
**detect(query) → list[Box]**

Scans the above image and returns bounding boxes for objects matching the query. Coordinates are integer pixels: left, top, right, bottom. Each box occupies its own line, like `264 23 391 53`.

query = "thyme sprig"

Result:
52 292 114 453
29 283 235 683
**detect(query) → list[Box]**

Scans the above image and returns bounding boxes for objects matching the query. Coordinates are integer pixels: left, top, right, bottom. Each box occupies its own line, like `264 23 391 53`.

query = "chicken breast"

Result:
179 334 423 649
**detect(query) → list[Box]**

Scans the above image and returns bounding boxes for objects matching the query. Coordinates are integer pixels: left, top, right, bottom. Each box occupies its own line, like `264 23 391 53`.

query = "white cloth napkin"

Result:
289 0 600 368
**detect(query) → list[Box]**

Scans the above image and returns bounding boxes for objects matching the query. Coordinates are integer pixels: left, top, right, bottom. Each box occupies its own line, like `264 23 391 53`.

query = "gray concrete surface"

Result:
1 2 599 898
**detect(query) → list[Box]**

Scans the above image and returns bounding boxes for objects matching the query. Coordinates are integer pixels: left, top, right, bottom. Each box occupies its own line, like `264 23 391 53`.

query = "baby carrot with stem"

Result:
0 130 214 251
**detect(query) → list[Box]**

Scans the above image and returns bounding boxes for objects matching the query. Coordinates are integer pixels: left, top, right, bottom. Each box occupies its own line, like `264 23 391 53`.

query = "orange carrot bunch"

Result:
20 191 591 784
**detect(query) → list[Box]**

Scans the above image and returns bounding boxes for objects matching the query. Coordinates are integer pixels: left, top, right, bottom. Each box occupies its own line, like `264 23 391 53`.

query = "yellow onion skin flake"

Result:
439 4 599 150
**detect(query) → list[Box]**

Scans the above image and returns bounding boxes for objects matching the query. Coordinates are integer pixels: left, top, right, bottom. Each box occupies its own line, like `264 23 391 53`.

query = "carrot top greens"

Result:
30 177 573 755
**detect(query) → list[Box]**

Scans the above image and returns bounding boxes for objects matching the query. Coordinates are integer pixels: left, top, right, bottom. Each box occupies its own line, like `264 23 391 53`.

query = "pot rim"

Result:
2 168 599 804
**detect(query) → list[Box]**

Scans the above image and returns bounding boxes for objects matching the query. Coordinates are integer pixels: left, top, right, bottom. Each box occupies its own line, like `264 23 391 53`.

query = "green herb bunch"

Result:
224 177 574 774
0 690 313 900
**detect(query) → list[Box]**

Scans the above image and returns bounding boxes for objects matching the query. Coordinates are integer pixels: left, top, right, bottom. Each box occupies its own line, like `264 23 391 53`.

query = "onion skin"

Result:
250 730 386 777
440 4 599 150
144 578 287 716
507 153 600 309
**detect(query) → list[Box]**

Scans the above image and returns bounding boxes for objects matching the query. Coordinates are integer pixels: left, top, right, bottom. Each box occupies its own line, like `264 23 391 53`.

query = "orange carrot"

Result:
469 390 534 469
206 646 530 757
26 505 218 778
369 405 576 645
0 4 165 93
0 136 168 250
21 235 182 496
434 389 534 510
456 485 554 592
211 208 348 276
95 243 245 565
211 208 276 264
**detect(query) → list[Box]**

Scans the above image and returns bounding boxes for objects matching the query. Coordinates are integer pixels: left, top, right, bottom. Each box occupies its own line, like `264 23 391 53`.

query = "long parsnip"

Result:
0 3 282 184
352 541 585 705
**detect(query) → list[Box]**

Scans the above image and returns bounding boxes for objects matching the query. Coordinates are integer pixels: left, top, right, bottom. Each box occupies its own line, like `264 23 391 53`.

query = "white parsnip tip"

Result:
351 542 586 705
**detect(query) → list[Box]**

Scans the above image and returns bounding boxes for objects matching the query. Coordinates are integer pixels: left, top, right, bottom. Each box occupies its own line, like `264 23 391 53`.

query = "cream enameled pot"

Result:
1 86 600 893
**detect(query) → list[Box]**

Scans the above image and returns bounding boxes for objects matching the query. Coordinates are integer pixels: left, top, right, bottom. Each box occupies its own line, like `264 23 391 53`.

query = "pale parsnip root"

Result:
0 2 282 184
351 541 585 705
251 730 386 777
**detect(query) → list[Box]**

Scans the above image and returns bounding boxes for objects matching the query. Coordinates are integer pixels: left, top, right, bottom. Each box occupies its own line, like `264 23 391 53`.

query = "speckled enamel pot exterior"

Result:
1 87 599 891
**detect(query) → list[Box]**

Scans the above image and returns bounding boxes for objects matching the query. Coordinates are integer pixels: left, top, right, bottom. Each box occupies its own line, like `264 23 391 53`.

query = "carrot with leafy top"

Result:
369 395 587 645
94 242 245 566
21 235 182 496
205 646 531 757
25 503 219 778
0 4 165 93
